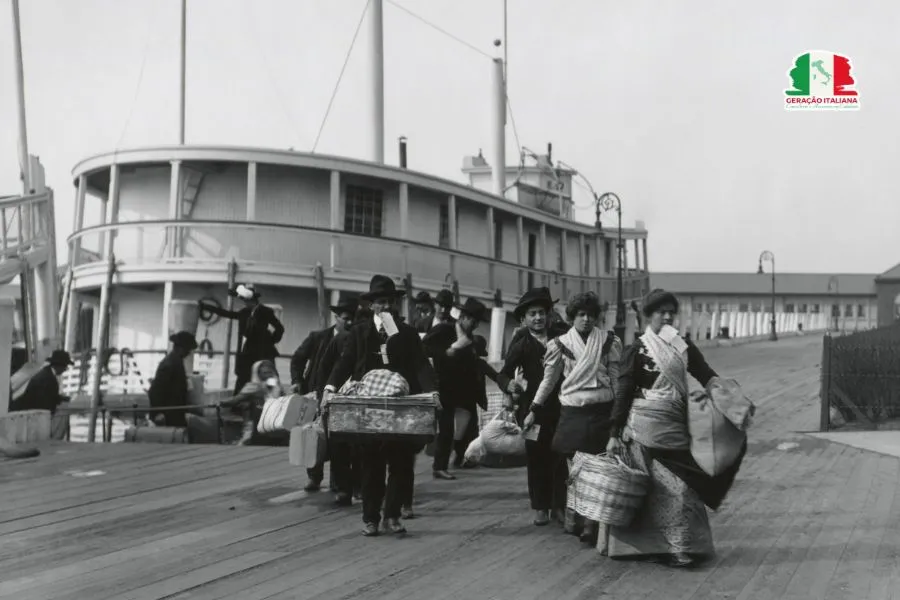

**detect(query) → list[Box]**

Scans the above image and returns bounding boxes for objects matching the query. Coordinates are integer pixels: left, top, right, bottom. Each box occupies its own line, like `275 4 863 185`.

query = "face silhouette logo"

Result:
785 51 860 111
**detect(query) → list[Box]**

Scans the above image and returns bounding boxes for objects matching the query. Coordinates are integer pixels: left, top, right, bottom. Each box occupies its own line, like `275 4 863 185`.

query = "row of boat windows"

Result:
346 184 615 274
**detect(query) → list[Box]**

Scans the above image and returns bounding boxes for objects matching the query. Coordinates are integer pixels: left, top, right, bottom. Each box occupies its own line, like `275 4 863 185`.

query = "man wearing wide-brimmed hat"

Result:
499 287 568 526
422 297 495 480
324 274 437 537
147 331 199 428
198 283 285 396
11 349 74 417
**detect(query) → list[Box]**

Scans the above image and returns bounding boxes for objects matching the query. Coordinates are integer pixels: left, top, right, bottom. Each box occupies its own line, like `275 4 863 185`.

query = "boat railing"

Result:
66 219 649 305
55 402 226 443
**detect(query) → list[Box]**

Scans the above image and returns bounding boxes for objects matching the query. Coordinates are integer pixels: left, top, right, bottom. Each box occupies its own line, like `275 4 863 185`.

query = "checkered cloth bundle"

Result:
338 369 411 397
566 451 651 527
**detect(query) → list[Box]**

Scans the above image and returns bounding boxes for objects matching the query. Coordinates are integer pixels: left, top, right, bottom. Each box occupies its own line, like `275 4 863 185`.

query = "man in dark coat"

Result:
11 350 73 416
323 274 437 537
198 283 284 396
500 287 569 526
423 297 504 479
291 296 358 395
290 295 357 491
147 331 198 428
314 304 372 505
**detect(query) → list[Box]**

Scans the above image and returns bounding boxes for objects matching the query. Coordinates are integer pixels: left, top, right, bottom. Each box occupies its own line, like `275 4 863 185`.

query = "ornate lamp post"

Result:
756 250 778 341
597 192 626 342
554 161 627 342
827 275 840 333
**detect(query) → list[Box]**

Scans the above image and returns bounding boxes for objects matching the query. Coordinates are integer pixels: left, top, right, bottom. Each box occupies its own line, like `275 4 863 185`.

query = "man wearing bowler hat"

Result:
323 274 437 536
423 297 494 480
198 283 284 396
147 331 199 428
412 291 436 336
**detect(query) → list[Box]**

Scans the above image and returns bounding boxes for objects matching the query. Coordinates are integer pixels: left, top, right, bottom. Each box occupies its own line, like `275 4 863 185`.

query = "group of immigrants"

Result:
12 271 747 569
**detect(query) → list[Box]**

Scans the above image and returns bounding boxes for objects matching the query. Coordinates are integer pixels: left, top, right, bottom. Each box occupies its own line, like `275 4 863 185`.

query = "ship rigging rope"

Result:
115 12 156 151
385 0 522 156
312 0 372 152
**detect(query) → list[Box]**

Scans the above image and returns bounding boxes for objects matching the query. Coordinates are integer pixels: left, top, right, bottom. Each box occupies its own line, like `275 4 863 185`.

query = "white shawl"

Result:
627 325 692 450
531 327 618 407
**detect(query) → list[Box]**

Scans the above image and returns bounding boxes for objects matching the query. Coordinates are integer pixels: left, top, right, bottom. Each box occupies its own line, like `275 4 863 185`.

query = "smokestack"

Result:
491 57 506 198
547 142 552 163
399 136 407 169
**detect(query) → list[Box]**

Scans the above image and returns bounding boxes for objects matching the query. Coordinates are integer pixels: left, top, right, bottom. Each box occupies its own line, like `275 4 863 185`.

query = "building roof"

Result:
649 272 878 297
876 262 900 281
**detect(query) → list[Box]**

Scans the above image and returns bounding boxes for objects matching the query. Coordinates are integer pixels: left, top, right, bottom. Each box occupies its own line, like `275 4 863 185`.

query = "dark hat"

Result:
641 288 679 317
413 291 434 305
229 283 260 300
360 274 406 301
169 330 199 350
434 289 454 308
46 349 74 367
513 287 556 320
455 297 489 322
330 295 359 315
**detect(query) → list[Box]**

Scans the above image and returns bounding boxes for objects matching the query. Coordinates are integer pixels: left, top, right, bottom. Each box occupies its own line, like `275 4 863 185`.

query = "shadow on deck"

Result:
1 335 898 600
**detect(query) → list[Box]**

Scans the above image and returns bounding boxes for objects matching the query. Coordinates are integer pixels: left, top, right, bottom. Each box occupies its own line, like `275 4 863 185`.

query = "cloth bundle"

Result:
479 409 526 458
688 377 755 477
338 369 410 397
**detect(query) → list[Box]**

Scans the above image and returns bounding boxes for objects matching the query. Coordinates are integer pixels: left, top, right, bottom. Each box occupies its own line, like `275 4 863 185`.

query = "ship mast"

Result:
10 0 30 192
179 0 186 144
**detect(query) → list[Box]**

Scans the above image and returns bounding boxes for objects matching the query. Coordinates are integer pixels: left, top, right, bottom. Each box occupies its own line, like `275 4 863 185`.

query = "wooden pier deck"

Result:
1 334 898 600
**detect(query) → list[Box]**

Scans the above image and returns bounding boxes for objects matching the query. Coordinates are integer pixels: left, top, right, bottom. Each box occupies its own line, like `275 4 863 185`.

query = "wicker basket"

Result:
566 451 651 527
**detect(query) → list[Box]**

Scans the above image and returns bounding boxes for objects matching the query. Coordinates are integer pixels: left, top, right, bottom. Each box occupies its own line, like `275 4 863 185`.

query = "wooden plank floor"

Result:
2 334 898 600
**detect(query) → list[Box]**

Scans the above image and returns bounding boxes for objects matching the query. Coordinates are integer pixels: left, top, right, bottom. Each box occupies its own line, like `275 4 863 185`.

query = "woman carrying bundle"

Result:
221 359 285 446
605 288 746 568
525 291 622 545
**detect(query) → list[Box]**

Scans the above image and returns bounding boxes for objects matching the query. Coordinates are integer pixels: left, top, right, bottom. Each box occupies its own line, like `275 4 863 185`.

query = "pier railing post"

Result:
819 333 833 432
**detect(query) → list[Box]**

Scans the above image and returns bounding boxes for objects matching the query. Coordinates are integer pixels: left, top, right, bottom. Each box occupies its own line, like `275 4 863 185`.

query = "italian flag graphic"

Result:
784 51 859 110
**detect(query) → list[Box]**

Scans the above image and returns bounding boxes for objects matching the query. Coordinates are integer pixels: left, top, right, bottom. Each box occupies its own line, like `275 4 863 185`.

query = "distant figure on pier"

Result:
198 284 284 396
147 331 197 428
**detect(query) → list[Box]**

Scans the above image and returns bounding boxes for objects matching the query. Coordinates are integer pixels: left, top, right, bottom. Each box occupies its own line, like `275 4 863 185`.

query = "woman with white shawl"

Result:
526 291 622 545
604 289 746 568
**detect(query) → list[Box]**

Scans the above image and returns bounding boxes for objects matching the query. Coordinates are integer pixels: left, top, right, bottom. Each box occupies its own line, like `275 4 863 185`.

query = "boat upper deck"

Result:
2 334 898 600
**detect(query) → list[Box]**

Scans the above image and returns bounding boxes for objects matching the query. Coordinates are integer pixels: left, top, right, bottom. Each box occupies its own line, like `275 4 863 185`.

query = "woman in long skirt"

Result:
605 289 746 568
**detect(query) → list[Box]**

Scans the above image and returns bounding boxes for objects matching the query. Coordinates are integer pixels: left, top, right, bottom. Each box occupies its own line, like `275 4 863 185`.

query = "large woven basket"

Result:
566 451 651 527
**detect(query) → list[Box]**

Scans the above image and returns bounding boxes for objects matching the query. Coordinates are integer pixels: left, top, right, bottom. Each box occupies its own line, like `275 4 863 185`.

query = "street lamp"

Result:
827 276 840 333
756 250 778 341
554 160 627 342
597 192 626 342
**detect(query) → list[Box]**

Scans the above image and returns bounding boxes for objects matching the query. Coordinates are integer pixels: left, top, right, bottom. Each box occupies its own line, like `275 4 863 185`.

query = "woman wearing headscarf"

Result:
604 289 746 568
526 291 622 544
220 359 284 446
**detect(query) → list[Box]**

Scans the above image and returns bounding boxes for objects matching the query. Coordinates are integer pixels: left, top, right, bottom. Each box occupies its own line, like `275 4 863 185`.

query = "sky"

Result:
0 0 896 275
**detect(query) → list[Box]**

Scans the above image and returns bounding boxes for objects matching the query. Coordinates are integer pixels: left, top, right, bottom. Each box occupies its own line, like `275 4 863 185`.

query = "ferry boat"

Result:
61 143 650 395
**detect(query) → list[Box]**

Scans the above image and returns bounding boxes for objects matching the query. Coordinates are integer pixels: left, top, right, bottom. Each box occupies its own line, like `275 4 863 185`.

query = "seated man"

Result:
11 349 73 415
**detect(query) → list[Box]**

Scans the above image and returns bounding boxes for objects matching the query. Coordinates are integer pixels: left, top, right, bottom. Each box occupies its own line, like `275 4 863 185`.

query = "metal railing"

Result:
67 219 649 304
56 402 226 443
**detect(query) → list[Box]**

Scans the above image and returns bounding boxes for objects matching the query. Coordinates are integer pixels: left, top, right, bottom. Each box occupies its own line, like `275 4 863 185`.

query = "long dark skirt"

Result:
552 403 613 456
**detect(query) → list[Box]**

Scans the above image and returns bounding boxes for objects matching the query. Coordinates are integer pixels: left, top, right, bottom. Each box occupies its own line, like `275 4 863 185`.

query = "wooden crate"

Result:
326 394 438 445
